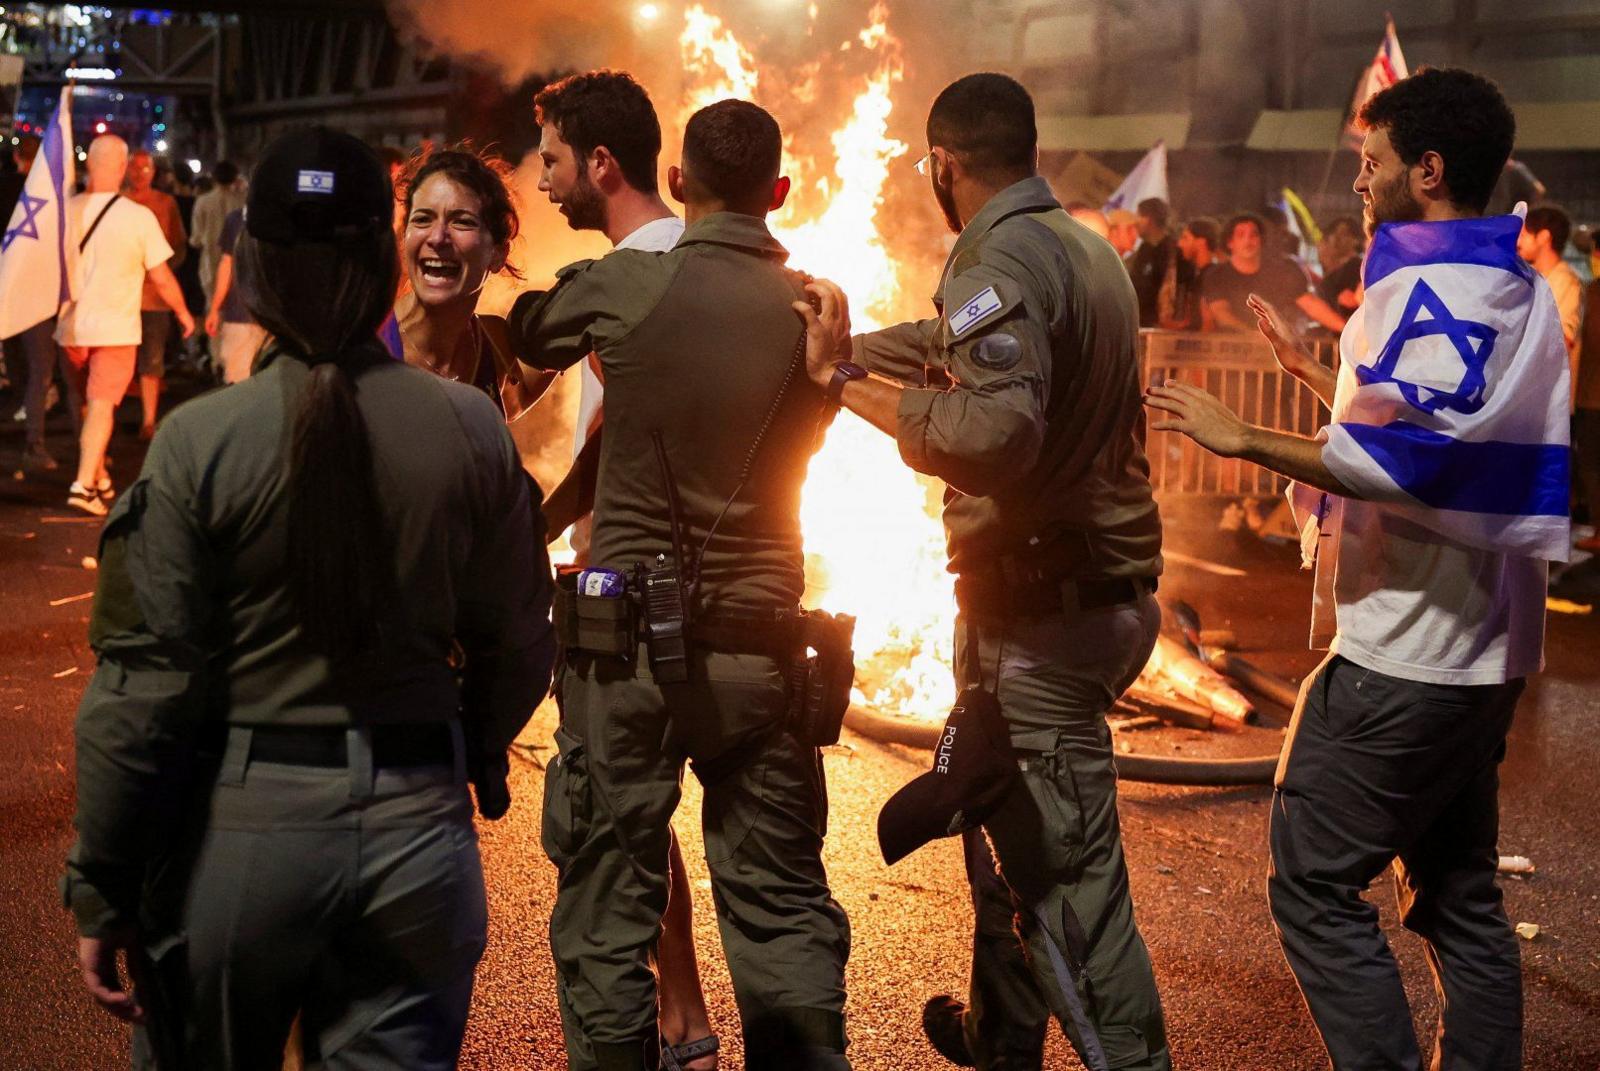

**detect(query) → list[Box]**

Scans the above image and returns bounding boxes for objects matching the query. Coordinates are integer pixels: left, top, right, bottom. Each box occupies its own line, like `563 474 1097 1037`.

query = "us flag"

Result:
1344 16 1409 148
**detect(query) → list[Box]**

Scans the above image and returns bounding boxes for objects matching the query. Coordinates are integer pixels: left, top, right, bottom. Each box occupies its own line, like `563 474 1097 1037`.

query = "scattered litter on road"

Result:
1498 855 1536 875
1196 885 1213 895
1155 864 1174 875
51 667 78 679
1162 549 1247 577
1545 597 1592 615
81 556 97 570
40 516 102 525
48 591 94 607
1514 922 1541 941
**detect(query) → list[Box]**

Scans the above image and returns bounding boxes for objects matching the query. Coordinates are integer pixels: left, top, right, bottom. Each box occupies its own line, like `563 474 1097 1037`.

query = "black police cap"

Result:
877 685 1021 865
246 127 392 246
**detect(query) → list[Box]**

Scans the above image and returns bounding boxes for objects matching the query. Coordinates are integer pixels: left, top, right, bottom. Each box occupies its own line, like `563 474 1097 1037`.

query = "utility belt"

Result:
955 540 1157 620
554 567 857 747
198 721 457 768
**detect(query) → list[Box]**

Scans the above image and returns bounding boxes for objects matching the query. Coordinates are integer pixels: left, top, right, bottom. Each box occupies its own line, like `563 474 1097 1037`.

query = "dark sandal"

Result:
661 1035 719 1071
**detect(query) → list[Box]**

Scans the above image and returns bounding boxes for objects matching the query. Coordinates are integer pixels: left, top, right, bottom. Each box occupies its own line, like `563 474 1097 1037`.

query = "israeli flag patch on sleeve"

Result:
948 286 1004 337
296 170 335 195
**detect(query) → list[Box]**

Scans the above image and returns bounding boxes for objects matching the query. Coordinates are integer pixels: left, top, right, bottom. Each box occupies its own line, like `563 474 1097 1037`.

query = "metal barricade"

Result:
1139 330 1338 497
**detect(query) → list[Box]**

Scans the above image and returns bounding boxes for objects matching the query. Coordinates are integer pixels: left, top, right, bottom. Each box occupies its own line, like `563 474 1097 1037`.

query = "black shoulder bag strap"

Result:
78 193 121 254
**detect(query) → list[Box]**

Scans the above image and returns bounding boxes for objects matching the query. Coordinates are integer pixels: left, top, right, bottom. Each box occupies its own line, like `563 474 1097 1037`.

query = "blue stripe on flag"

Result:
1342 420 1568 517
1363 215 1534 291
42 102 70 305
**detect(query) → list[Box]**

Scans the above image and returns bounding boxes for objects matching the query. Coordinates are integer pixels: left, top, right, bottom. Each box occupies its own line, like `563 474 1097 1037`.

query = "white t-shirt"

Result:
1326 498 1547 685
56 193 173 347
569 214 685 560
1317 357 1548 685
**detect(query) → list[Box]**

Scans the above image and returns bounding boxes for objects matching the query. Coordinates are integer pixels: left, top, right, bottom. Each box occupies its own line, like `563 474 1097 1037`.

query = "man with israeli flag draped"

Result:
1146 68 1560 1071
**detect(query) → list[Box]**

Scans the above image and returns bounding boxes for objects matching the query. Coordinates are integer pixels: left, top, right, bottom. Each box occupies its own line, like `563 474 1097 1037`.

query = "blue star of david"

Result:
1 190 48 253
1356 278 1496 415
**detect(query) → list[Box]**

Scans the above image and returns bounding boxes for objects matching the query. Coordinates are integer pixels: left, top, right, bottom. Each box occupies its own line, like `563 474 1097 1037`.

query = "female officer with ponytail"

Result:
62 128 555 1069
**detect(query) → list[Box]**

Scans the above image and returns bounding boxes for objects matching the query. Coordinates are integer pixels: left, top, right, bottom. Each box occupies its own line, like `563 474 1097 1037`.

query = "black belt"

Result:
241 723 455 768
955 572 1157 618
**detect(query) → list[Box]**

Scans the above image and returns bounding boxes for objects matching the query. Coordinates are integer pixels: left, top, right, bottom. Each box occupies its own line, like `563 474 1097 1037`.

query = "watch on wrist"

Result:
825 360 867 407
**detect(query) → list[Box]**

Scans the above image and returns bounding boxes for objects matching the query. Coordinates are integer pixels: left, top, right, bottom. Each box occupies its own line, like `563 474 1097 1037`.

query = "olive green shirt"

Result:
64 345 555 935
855 176 1162 579
511 212 826 615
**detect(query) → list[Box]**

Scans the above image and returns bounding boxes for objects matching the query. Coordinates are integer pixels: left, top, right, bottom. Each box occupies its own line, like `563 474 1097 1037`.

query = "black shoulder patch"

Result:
969 332 1023 371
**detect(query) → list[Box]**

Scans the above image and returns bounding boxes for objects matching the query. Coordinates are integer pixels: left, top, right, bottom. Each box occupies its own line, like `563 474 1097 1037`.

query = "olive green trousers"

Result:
542 647 851 1071
955 597 1171 1071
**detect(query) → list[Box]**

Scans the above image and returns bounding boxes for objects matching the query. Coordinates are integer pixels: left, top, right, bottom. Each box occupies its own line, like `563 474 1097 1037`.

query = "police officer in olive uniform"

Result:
511 100 851 1071
798 74 1168 1071
63 129 555 1068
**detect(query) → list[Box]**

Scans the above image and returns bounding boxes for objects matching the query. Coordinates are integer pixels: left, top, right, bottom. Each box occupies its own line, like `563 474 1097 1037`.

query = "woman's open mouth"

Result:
419 257 463 283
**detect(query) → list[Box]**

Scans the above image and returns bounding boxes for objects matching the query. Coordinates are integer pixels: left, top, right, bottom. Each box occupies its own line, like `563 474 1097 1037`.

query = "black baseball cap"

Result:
877 685 1021 865
246 127 392 246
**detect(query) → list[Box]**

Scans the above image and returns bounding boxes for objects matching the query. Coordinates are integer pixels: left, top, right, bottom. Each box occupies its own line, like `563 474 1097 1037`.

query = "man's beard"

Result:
561 167 606 232
1364 170 1424 237
933 178 962 236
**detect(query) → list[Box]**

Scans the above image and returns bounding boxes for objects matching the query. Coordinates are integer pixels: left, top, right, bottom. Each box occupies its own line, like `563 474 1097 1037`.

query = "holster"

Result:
785 609 857 748
553 571 637 661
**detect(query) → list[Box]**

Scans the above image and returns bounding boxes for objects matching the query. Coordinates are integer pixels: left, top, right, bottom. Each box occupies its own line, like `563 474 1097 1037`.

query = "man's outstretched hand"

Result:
1144 380 1251 458
1247 292 1310 377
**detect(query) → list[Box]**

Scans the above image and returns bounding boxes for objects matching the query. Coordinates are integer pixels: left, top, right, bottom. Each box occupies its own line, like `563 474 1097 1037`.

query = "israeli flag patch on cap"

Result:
948 286 1004 337
296 169 335 195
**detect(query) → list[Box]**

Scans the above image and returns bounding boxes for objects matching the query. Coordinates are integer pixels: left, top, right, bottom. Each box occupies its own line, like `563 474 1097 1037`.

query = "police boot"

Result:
922 994 1045 1071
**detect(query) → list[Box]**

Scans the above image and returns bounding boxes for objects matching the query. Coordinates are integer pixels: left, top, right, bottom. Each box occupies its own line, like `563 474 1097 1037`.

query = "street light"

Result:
187 158 201 175
154 139 168 153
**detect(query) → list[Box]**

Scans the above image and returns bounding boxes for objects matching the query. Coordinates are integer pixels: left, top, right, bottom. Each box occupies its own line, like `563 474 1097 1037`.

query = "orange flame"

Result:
678 3 955 717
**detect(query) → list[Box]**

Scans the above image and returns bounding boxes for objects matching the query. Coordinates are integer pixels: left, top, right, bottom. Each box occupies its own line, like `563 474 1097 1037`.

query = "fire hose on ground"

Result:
841 634 1296 785
841 704 1282 785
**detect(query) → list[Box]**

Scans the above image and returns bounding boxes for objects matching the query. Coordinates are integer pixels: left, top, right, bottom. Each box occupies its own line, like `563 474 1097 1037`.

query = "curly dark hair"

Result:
1222 211 1265 253
682 99 783 215
1358 67 1515 214
534 69 661 194
400 145 523 280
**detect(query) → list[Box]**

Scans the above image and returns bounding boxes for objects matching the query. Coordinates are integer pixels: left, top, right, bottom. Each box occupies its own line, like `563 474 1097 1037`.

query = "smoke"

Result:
394 0 972 466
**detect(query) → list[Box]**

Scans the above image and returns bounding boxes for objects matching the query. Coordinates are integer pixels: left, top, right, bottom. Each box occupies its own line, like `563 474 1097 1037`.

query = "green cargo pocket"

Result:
1097 1024 1153 1068
540 725 592 869
1021 743 1088 881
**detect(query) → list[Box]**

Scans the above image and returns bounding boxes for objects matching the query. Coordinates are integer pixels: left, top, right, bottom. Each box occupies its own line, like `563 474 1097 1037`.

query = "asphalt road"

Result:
2 387 1597 1069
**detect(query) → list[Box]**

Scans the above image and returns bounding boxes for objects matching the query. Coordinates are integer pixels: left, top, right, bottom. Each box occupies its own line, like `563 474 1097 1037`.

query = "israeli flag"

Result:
0 86 76 339
1103 141 1167 214
1319 210 1571 562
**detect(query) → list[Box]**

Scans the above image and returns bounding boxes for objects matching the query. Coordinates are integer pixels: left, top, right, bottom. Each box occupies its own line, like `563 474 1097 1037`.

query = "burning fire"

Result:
678 3 956 717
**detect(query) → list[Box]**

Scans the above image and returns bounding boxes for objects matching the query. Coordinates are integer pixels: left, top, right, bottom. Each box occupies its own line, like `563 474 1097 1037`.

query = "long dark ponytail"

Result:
235 224 399 659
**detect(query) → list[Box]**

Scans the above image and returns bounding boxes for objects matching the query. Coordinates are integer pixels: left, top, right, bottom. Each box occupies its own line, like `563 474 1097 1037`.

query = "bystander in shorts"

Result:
64 346 138 404
137 310 172 379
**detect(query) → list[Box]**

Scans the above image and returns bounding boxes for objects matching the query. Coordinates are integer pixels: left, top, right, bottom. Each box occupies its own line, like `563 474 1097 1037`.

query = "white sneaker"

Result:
10 405 22 423
67 482 108 517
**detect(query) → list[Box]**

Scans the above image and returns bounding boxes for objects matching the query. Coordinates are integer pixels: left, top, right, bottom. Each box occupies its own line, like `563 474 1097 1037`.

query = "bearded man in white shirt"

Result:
528 70 716 1071
1147 68 1560 1071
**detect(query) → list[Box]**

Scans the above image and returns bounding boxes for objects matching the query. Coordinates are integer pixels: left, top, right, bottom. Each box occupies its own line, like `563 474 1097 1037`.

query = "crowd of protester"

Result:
1083 190 1599 539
